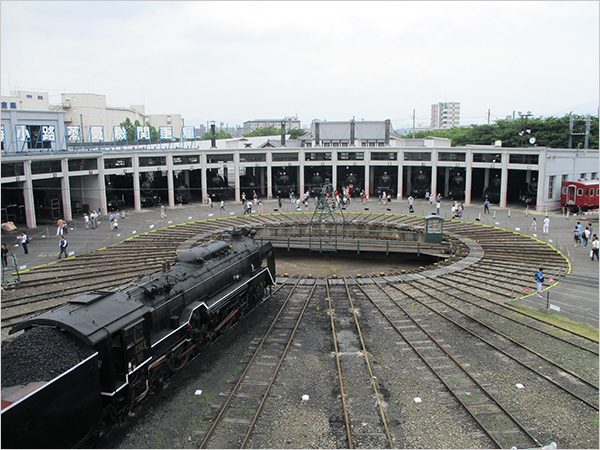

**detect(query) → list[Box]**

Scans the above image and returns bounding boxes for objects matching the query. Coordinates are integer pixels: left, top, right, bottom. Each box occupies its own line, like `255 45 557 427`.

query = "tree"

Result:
244 126 281 137
408 114 598 148
199 129 232 140
119 118 158 143
288 128 308 139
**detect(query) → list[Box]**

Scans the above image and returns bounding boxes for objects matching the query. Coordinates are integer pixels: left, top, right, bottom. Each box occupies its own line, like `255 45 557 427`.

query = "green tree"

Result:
409 114 598 148
244 126 281 137
288 128 308 139
119 118 158 143
199 129 232 140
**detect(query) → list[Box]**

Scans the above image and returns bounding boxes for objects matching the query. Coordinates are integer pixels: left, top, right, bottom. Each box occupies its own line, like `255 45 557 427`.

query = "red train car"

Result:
561 180 599 212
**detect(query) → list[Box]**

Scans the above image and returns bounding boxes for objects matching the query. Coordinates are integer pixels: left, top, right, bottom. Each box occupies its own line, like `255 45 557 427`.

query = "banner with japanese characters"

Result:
182 126 195 140
90 126 104 141
159 126 173 141
136 126 150 141
42 125 56 142
66 126 81 142
113 126 127 141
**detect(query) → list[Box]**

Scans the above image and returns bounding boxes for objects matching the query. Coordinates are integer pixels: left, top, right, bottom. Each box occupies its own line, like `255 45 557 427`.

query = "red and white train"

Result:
561 180 599 212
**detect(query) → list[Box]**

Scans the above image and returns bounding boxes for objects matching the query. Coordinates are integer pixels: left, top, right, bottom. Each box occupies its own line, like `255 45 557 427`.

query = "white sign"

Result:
90 126 104 141
42 125 56 141
114 126 128 141
182 126 195 140
66 126 81 142
159 126 173 140
136 126 150 141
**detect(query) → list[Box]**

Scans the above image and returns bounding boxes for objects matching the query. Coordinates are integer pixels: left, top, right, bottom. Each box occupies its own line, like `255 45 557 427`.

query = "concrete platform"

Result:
2 196 598 328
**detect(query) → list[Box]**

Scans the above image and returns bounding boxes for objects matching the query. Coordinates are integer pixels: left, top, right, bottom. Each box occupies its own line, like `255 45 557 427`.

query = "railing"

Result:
255 226 419 242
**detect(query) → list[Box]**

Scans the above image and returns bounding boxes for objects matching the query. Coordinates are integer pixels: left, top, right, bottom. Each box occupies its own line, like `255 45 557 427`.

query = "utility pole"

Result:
518 111 533 147
412 109 416 138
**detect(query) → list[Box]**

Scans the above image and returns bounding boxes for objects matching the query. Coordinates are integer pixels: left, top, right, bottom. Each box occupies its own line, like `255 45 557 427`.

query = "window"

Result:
31 160 61 174
37 95 43 100
68 158 98 171
1 102 6 109
561 186 567 194
10 102 17 109
305 152 331 161
404 152 430 161
597 188 600 196
562 174 569 183
1 162 25 177
240 153 265 162
577 188 583 196
548 176 555 199
26 94 32 99
589 189 594 196
580 173 586 180
473 153 501 163
372 152 397 161
438 153 466 162
272 152 298 162
139 156 166 166
206 154 233 164
173 155 199 165
509 154 538 164
104 158 132 169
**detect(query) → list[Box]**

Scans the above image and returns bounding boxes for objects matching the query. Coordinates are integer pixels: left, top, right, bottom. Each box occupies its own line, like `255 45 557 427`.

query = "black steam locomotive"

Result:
411 170 430 197
483 176 501 203
207 171 234 200
448 174 465 200
1 227 275 448
376 172 394 197
273 169 293 198
307 169 331 197
519 179 538 205
140 179 160 207
175 184 191 204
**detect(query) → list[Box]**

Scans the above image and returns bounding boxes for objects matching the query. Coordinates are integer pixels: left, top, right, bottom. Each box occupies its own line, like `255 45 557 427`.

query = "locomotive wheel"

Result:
167 345 190 373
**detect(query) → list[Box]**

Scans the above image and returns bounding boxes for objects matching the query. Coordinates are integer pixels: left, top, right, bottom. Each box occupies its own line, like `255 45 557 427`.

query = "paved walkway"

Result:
2 197 598 328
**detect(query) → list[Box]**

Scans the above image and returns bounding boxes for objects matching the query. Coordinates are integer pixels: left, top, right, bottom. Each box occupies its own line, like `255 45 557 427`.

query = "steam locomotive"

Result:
376 172 394 197
519 179 538 205
175 184 191 204
307 169 331 197
338 170 362 197
140 179 160 207
207 171 234 201
273 169 293 198
411 171 430 197
483 176 501 203
448 174 465 200
1 227 276 448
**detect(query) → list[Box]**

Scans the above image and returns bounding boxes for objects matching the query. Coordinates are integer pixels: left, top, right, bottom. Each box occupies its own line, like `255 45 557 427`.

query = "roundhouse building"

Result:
2 111 598 229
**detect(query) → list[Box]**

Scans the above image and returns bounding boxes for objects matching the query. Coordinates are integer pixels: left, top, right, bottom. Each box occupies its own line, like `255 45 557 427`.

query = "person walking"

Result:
530 217 537 231
84 213 90 230
18 232 29 255
220 200 225 211
208 197 213 209
436 200 441 215
90 211 97 229
573 226 581 247
408 195 414 213
278 198 283 210
58 236 68 259
535 267 544 299
56 218 64 235
160 204 167 219
543 216 550 235
591 235 599 261
483 198 490 214
2 244 9 267
583 227 590 248
258 200 263 214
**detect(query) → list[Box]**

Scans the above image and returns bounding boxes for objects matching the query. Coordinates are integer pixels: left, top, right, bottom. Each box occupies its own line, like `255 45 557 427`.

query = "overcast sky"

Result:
2 1 598 129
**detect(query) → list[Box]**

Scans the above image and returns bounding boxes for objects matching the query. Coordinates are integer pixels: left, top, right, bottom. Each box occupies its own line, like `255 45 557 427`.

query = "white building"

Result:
243 116 301 135
431 102 461 129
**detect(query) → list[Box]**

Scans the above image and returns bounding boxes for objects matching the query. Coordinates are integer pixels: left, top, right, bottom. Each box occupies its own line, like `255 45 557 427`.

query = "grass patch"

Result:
507 303 599 342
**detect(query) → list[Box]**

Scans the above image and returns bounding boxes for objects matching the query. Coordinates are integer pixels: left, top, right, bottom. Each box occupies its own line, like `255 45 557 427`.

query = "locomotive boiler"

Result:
483 176 501 204
1 227 275 448
376 172 394 197
207 172 233 200
411 171 430 197
519 179 538 205
307 169 331 197
273 169 292 198
448 174 465 200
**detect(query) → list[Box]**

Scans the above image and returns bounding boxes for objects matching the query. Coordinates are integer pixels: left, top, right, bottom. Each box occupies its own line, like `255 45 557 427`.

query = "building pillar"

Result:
331 151 338 190
234 153 241 203
266 151 273 199
536 149 547 212
167 157 175 208
60 159 72 221
299 150 305 196
465 150 472 205
22 160 36 229
397 155 403 200
133 159 141 211
201 153 208 203
364 150 371 196
500 155 508 208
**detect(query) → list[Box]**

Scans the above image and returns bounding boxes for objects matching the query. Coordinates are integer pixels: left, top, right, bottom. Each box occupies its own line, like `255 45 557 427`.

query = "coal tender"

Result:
1 226 275 448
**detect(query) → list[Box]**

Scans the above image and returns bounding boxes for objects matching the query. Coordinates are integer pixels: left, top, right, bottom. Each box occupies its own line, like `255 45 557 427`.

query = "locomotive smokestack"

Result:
210 123 216 148
281 121 286 146
350 118 355 146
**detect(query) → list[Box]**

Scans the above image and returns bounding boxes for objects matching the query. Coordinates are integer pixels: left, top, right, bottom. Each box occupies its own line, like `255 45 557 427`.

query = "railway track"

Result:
198 277 313 448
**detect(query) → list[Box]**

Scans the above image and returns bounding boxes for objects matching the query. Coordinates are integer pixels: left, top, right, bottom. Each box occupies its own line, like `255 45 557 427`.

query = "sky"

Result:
1 1 598 130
